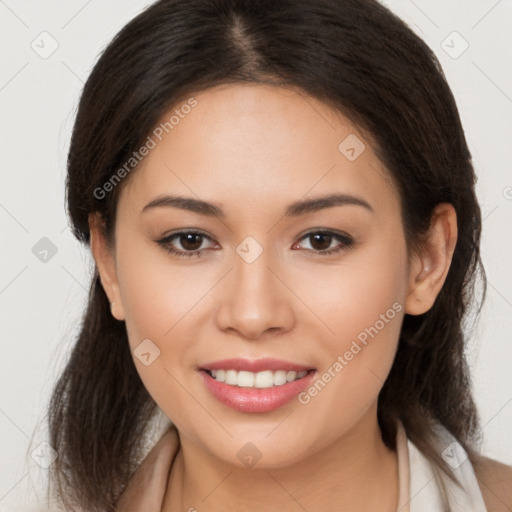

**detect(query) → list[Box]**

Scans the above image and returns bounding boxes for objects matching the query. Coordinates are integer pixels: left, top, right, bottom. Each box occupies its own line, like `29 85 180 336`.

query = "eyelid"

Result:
155 228 215 248
296 227 352 240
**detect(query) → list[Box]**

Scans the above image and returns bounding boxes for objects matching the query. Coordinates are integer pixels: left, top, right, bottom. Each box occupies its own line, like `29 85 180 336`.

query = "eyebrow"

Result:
142 193 374 217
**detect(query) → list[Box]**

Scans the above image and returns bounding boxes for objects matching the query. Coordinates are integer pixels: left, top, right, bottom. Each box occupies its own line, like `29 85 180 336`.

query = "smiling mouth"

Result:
199 359 317 412
203 369 314 388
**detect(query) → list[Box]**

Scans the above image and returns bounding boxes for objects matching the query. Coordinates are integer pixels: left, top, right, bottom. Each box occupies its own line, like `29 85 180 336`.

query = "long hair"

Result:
47 0 485 509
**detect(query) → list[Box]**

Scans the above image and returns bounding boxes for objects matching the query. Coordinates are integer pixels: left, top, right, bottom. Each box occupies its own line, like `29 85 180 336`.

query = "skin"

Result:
90 83 458 511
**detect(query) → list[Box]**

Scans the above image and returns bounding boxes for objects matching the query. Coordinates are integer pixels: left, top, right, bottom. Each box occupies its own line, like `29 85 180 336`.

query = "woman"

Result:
47 0 512 510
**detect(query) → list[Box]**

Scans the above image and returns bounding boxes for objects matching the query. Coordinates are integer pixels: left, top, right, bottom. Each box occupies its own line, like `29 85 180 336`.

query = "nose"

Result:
215 244 295 340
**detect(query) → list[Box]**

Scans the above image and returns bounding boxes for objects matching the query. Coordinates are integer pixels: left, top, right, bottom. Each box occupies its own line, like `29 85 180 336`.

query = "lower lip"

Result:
199 370 316 413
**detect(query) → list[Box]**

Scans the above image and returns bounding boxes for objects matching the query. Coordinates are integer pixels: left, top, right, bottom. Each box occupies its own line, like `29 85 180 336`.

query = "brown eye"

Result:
156 230 217 258
309 233 333 251
178 233 204 251
293 230 354 255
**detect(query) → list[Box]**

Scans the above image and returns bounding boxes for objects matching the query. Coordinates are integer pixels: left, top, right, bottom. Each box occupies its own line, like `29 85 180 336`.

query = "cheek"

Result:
294 233 408 350
331 253 406 351
294 238 408 422
115 235 212 343
114 240 210 428
113 233 235 413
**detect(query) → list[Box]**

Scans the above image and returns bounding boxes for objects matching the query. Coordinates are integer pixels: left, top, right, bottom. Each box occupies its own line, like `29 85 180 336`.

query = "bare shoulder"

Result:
472 454 512 512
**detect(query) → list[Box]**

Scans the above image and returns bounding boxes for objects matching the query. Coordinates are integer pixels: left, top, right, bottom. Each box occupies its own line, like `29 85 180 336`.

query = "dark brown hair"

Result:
47 0 485 509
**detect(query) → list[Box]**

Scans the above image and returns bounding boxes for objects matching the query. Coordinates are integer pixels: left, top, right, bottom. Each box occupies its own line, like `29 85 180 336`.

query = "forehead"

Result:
119 83 399 218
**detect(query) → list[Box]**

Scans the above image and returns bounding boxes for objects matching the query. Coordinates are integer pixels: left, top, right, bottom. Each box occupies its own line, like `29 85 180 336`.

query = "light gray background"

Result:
1 0 511 508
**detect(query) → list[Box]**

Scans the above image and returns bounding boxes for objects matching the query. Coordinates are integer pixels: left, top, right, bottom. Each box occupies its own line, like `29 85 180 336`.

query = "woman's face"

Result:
102 83 416 467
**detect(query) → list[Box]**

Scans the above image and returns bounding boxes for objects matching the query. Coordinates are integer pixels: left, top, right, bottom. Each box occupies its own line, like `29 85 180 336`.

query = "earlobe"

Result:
404 203 457 316
88 213 126 321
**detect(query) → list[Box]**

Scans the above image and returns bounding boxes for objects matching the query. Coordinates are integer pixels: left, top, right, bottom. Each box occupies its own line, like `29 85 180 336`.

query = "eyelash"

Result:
155 229 354 259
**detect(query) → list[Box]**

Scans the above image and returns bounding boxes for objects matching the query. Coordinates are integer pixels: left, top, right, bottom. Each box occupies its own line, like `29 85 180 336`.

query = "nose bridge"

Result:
234 245 274 301
215 237 294 338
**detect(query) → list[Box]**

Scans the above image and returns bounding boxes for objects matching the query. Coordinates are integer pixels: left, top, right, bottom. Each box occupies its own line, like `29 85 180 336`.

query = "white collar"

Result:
395 422 487 511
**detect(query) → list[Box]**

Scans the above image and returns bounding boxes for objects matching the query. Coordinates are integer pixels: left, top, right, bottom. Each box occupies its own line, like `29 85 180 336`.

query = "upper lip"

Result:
200 358 314 373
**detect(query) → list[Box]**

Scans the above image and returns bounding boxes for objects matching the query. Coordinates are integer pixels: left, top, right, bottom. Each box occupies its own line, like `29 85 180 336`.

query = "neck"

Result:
164 406 398 512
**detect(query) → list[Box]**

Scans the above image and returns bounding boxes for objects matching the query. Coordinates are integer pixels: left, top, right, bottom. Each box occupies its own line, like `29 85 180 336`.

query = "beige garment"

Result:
115 426 180 511
114 422 486 511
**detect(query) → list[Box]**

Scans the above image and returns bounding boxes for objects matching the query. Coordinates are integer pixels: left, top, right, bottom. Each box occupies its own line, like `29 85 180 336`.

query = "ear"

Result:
405 203 457 316
88 213 126 321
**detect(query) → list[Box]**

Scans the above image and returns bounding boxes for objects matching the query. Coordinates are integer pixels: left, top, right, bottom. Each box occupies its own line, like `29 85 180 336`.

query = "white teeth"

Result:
225 369 237 385
286 371 297 382
273 370 287 386
255 370 274 388
208 369 309 388
237 371 255 388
